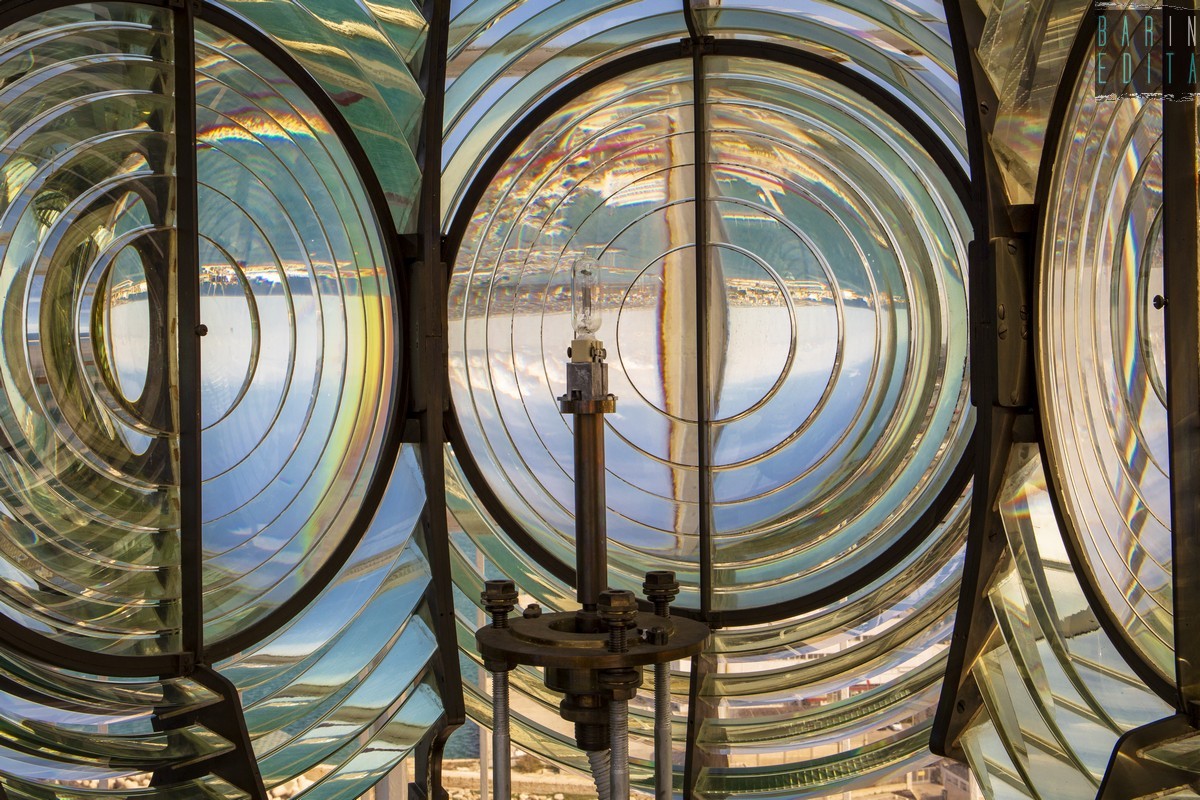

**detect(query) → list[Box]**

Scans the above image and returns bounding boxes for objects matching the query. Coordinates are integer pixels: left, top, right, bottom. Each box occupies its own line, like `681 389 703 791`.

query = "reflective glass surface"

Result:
976 0 1090 204
0 651 242 796
210 0 427 232
443 0 691 223
1037 47 1171 682
218 446 441 799
0 0 402 656
449 59 704 601
694 493 968 796
704 56 970 610
445 4 976 792
962 443 1171 800
0 5 434 798
693 0 964 157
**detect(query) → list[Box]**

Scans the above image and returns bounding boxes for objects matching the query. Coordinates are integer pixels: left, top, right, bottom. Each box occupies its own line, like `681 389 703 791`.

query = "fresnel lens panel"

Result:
445 1 973 794
0 2 182 657
932 3 1195 800
1038 45 1171 684
0 2 438 797
8 1 1183 798
449 56 970 614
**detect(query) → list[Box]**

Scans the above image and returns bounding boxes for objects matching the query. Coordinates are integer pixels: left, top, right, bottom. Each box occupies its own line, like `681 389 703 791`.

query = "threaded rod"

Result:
610 698 629 800
654 662 671 799
492 670 510 800
588 748 612 800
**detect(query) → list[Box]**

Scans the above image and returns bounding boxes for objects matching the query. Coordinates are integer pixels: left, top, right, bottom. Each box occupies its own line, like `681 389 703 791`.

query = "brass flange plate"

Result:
476 610 709 670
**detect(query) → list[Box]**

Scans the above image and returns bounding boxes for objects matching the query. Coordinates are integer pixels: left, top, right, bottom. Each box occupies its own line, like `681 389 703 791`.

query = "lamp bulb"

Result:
571 257 602 338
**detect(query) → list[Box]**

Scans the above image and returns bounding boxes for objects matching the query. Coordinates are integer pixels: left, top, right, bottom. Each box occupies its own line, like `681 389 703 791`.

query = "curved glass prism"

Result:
1037 50 1171 683
693 0 964 157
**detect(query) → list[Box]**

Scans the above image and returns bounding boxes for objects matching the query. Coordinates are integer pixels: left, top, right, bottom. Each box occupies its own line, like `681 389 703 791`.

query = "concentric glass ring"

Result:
448 55 971 612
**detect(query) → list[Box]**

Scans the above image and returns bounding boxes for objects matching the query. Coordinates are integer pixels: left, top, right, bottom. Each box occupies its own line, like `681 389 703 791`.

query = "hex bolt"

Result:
643 570 679 619
599 589 638 653
522 602 543 619
482 578 518 629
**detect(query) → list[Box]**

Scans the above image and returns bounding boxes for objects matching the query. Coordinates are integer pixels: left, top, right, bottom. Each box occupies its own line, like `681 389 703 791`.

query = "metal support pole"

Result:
561 338 615 631
574 410 607 615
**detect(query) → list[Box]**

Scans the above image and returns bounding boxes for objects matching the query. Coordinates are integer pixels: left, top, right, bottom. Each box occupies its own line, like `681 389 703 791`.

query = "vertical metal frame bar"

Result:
163 5 265 795
690 26 713 629
173 0 204 667
1163 2 1200 714
413 0 465 796
683 3 711 793
930 0 1012 759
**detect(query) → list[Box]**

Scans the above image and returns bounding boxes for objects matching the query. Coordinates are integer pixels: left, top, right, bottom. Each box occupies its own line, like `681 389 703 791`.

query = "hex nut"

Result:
645 625 669 646
598 667 642 700
598 589 638 629
481 578 519 610
642 570 680 599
